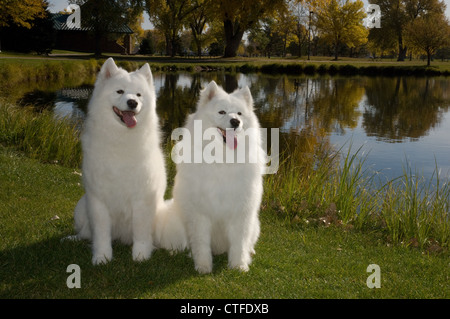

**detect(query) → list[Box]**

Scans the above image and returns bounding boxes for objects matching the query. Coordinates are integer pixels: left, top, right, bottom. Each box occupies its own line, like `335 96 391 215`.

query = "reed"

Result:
0 102 81 167
380 161 450 247
264 139 449 249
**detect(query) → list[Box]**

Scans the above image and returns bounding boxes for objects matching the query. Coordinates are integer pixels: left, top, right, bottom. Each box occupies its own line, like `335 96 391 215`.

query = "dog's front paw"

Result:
92 254 111 265
229 262 250 272
195 263 213 274
132 242 153 262
193 253 213 274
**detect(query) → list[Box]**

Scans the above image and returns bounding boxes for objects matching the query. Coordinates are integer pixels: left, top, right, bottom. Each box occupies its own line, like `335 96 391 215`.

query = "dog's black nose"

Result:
127 99 138 109
230 118 240 129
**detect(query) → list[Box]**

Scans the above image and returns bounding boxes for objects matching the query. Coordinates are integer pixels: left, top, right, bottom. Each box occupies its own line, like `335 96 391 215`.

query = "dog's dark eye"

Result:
137 93 141 97
117 90 124 94
218 110 226 115
237 112 242 115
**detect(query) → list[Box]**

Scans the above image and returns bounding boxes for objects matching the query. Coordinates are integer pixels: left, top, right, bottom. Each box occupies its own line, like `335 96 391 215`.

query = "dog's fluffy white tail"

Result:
153 199 189 252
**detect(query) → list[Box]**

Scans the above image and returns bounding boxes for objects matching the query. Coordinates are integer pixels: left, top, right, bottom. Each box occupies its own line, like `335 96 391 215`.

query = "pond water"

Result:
7 72 450 182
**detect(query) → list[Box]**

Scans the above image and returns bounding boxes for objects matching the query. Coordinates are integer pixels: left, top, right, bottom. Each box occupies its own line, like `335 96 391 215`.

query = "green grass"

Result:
0 147 448 298
0 58 98 84
0 101 448 298
264 136 449 251
1 54 450 83
0 102 81 168
380 162 450 248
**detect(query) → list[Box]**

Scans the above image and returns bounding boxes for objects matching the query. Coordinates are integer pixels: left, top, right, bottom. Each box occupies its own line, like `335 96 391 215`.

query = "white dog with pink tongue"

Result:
72 58 167 265
154 81 265 274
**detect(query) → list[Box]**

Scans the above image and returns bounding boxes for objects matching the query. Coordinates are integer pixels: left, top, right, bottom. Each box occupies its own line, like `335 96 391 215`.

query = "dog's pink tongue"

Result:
226 130 238 150
122 111 137 128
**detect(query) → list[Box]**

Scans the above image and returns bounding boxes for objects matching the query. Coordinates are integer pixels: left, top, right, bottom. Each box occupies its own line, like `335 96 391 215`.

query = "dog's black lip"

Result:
217 127 227 143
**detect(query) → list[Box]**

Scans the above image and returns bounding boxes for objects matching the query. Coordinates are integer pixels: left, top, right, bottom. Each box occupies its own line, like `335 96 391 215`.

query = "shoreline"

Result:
1 55 449 85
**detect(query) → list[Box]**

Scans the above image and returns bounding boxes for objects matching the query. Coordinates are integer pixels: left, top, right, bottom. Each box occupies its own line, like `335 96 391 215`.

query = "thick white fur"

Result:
154 81 265 273
153 199 189 252
73 58 167 265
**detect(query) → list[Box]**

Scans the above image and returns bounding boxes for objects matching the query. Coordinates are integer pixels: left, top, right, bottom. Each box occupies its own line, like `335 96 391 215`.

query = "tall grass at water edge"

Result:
0 59 149 85
2 58 449 86
381 162 450 248
0 101 448 250
0 102 81 168
264 138 449 250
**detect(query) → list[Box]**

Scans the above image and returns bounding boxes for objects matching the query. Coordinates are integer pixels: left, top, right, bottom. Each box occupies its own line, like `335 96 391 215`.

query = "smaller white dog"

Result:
72 58 166 265
155 81 265 274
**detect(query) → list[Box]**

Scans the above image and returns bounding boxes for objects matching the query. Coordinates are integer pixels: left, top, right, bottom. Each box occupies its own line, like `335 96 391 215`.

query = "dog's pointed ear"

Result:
234 86 253 109
199 81 219 106
99 58 119 80
137 63 153 86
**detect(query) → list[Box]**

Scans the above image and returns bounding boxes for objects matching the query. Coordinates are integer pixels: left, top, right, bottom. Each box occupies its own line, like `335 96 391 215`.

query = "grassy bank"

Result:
0 58 147 85
0 146 448 299
240 62 450 76
1 55 450 85
264 139 449 251
0 101 448 250
0 101 448 299
0 102 81 168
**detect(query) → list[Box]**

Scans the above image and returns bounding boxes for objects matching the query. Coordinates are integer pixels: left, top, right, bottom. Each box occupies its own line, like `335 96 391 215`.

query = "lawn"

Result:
0 55 448 301
1 52 450 82
0 146 448 299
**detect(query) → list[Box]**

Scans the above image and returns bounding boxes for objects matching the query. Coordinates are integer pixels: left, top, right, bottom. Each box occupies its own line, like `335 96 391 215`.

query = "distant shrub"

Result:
338 64 359 75
285 64 303 75
317 64 328 75
239 63 258 73
303 64 317 75
328 64 339 75
260 63 284 74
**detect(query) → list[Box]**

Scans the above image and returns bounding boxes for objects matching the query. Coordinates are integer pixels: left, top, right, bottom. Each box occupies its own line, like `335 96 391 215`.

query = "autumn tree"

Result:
0 0 47 29
145 0 202 57
312 0 368 60
369 0 447 61
405 12 450 66
213 0 286 58
187 0 214 57
0 0 47 51
0 0 56 53
140 29 166 55
247 23 271 56
289 0 309 57
368 22 397 57
272 6 296 57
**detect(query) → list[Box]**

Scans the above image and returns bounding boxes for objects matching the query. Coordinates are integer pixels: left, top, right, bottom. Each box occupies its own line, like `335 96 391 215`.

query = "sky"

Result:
47 0 450 31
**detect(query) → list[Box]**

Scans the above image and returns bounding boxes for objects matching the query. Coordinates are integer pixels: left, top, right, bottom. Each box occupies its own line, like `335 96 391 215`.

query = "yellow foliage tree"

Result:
0 0 46 29
214 0 286 57
145 0 201 57
311 0 368 60
272 6 297 57
405 13 450 66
